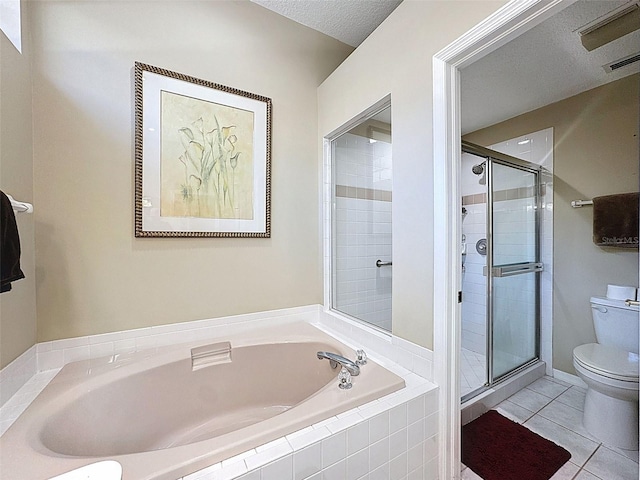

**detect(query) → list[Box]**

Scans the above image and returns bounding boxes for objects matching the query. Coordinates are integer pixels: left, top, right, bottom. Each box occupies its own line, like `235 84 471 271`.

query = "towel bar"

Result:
571 199 593 208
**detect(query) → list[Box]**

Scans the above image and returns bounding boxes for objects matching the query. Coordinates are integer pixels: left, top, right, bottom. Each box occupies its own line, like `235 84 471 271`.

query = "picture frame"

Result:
134 62 272 237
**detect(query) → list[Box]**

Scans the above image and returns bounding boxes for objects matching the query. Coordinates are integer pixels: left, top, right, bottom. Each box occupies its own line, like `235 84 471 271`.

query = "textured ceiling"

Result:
461 0 640 134
250 0 402 47
249 0 637 134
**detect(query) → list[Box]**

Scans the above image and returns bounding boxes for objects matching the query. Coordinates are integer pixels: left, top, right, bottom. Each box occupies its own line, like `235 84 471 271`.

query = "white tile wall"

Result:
461 153 486 197
316 309 434 383
0 344 37 406
461 202 486 358
333 133 393 332
181 382 438 480
34 305 319 373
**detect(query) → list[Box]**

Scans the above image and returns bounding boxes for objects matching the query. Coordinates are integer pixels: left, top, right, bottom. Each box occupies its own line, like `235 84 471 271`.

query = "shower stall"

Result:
460 140 544 401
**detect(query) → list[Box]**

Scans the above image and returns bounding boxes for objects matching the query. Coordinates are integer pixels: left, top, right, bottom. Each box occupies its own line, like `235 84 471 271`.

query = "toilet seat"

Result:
573 343 639 382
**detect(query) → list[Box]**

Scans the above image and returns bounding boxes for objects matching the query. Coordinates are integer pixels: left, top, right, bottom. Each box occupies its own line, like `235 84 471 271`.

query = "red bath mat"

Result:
462 410 571 480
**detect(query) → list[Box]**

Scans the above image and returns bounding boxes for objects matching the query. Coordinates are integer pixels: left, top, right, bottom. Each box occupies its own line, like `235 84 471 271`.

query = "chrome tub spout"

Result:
317 351 360 376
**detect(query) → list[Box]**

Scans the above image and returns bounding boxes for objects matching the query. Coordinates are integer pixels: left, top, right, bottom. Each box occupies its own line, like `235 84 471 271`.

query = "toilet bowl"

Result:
573 343 639 449
572 294 639 450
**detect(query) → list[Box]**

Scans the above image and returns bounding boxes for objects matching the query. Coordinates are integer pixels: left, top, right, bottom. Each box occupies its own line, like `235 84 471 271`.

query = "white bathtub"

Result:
0 322 404 479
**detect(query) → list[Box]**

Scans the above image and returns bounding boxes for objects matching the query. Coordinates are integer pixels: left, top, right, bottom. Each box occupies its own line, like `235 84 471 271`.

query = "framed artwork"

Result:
134 62 272 237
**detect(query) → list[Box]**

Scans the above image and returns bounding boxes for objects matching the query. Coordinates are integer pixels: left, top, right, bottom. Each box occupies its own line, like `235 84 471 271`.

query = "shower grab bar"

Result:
376 260 392 267
483 262 543 277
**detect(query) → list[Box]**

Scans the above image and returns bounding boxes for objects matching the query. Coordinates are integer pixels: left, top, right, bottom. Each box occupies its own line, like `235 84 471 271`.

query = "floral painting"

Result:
134 62 271 237
160 92 255 220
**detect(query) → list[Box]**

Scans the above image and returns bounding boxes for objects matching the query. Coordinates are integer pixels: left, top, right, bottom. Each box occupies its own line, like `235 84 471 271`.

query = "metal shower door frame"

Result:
461 141 543 398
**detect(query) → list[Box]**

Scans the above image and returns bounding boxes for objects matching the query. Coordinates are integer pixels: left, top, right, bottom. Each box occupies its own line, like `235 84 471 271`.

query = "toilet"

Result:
573 287 639 450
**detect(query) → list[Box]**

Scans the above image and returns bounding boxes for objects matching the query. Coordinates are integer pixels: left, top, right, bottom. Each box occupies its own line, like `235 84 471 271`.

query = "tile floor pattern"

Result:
461 348 486 398
461 376 639 480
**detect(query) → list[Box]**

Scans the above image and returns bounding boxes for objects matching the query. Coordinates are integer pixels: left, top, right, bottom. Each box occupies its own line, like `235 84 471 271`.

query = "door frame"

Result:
432 1 575 478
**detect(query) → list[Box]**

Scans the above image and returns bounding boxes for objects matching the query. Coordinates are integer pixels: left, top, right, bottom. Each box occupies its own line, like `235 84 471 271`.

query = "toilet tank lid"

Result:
591 296 639 311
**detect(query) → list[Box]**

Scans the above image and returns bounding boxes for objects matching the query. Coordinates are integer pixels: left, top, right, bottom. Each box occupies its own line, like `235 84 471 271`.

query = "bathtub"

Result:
0 322 404 480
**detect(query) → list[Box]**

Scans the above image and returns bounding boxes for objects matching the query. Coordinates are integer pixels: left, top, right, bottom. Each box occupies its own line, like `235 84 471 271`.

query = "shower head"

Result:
472 162 485 175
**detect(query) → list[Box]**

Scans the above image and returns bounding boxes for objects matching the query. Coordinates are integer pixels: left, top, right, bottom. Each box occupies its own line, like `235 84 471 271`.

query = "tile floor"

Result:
461 375 639 480
461 348 486 398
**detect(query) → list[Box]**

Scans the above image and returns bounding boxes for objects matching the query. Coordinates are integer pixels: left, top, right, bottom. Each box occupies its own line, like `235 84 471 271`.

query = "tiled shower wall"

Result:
461 128 554 373
333 133 393 331
460 191 487 356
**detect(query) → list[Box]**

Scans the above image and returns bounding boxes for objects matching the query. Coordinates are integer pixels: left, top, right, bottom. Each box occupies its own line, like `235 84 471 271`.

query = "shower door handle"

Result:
376 260 392 267
483 262 543 277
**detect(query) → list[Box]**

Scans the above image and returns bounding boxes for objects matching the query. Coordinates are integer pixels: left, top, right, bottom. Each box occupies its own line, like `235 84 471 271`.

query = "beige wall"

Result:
464 74 640 374
318 0 507 349
0 5 38 368
28 0 353 341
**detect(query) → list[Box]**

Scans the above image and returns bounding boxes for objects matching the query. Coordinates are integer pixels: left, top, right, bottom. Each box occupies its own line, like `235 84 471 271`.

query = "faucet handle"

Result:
355 349 368 366
338 367 352 389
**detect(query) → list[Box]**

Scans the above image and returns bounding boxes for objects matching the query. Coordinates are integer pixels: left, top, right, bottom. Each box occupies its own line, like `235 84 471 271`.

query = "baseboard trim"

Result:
553 368 587 388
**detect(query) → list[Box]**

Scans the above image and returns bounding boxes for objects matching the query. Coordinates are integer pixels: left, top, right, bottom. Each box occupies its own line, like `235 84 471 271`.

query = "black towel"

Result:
592 192 639 248
1 190 25 292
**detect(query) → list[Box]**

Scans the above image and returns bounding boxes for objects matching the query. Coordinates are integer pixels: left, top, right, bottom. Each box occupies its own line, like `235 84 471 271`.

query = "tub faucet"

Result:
317 351 360 376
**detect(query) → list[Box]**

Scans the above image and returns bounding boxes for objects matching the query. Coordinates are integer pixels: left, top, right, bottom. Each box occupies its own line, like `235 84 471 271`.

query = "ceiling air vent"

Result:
603 53 640 72
579 2 640 51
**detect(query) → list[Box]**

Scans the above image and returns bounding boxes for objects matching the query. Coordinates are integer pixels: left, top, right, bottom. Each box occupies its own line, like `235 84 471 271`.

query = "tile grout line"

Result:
493 377 638 480
524 383 570 402
532 409 601 446
519 383 570 418
519 393 556 418
571 445 603 479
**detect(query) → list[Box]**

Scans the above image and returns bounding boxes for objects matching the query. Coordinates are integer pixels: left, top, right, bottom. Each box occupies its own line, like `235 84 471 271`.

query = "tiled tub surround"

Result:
333 132 393 331
0 305 319 413
2 323 406 479
0 306 438 480
0 343 37 407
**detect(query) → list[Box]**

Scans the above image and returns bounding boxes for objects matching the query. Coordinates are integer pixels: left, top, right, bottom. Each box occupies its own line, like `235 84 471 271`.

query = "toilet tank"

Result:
591 296 640 354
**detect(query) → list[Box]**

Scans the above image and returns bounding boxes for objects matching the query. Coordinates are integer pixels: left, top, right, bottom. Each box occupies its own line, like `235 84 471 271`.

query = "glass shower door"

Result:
488 159 541 381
